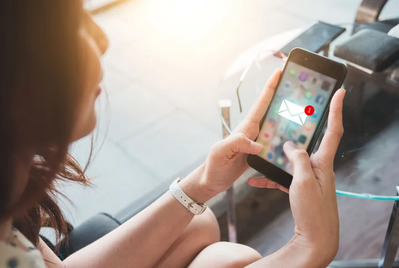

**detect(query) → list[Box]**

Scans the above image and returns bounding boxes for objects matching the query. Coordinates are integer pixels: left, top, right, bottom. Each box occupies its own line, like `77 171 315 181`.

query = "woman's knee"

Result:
190 207 220 245
189 241 262 268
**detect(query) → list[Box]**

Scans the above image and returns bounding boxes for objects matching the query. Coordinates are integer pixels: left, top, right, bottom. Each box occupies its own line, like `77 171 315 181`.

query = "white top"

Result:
0 227 46 268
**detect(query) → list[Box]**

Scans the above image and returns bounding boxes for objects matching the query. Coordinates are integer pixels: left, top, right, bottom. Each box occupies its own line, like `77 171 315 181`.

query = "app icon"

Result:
289 68 297 76
267 152 274 160
298 71 308 81
303 121 315 131
311 109 319 119
266 119 276 128
283 81 291 89
298 134 307 144
272 136 281 146
288 129 297 139
315 94 325 105
304 91 312 99
321 81 331 91
271 104 280 114
276 156 286 167
278 99 307 125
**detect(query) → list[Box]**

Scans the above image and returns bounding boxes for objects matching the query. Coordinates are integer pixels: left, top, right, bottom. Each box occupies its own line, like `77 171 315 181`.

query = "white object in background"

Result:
218 99 232 108
388 24 399 38
278 99 307 125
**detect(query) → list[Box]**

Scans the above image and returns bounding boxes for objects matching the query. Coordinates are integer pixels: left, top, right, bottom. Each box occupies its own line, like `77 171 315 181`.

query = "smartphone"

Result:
279 21 345 56
247 48 347 189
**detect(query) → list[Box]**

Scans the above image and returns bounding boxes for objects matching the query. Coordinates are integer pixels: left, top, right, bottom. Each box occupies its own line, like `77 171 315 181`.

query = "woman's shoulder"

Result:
0 227 47 268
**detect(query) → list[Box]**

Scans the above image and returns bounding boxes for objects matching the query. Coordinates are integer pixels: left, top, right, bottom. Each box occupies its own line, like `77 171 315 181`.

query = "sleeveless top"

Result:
0 227 46 268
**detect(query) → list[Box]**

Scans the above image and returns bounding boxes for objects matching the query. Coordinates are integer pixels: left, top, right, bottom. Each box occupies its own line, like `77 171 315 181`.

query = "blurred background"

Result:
56 0 399 262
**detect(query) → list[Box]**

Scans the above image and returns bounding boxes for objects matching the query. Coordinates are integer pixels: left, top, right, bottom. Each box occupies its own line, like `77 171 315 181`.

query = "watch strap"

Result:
169 178 207 215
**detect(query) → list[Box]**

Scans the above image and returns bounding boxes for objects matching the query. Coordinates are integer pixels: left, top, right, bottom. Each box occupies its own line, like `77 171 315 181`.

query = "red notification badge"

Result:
304 105 315 116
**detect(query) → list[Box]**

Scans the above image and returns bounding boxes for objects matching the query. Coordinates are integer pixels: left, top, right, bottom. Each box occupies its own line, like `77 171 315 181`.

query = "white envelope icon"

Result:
278 99 307 125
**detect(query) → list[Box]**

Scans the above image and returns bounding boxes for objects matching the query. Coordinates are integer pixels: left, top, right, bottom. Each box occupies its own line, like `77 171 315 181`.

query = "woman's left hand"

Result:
189 70 282 200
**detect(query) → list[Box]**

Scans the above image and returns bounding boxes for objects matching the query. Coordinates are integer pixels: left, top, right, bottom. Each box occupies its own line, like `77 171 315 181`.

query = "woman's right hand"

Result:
248 88 346 266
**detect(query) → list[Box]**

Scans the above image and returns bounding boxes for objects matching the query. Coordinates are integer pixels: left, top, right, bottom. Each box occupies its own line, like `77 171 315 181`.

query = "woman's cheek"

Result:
71 101 97 141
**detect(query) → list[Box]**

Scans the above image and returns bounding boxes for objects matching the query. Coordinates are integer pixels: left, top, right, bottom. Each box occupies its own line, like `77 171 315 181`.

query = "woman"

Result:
0 1 345 267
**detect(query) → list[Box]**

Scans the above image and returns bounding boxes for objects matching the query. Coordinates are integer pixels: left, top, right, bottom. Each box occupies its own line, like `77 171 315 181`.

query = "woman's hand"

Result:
181 70 282 202
248 88 346 266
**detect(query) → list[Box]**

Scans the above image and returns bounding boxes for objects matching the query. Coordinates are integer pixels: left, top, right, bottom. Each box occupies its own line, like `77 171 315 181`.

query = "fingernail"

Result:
284 141 296 151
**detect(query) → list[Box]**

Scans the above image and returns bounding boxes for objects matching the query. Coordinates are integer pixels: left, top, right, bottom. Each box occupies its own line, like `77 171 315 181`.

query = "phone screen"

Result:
256 61 337 175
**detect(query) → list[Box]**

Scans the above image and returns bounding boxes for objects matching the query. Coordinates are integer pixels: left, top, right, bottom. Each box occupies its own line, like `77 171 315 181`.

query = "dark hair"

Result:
0 0 92 246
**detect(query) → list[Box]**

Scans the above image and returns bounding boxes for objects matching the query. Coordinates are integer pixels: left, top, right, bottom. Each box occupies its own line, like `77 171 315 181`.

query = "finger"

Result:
283 141 315 181
248 177 289 193
316 88 346 162
217 133 263 157
245 69 282 124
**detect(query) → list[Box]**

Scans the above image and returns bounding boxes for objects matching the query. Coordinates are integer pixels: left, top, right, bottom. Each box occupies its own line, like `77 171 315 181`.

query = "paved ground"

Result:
57 0 399 261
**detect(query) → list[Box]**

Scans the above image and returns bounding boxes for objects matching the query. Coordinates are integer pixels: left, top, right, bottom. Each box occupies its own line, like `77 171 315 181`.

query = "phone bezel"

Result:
247 48 347 189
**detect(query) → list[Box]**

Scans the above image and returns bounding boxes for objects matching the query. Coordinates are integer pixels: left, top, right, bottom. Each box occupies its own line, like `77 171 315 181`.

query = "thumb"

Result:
218 133 263 157
283 141 314 181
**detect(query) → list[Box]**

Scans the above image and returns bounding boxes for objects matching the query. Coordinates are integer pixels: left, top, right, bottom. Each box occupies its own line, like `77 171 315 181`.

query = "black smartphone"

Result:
279 21 345 56
247 48 347 189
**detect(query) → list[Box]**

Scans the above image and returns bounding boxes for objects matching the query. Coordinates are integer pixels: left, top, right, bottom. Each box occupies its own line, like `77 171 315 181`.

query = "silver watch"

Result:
169 178 207 215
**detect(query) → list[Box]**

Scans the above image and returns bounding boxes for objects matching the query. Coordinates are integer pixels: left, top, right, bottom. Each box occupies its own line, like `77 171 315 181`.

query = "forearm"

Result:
64 165 214 268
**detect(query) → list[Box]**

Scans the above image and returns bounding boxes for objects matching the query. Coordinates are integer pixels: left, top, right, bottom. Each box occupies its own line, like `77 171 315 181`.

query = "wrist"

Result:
246 236 316 268
179 164 217 204
286 235 335 267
